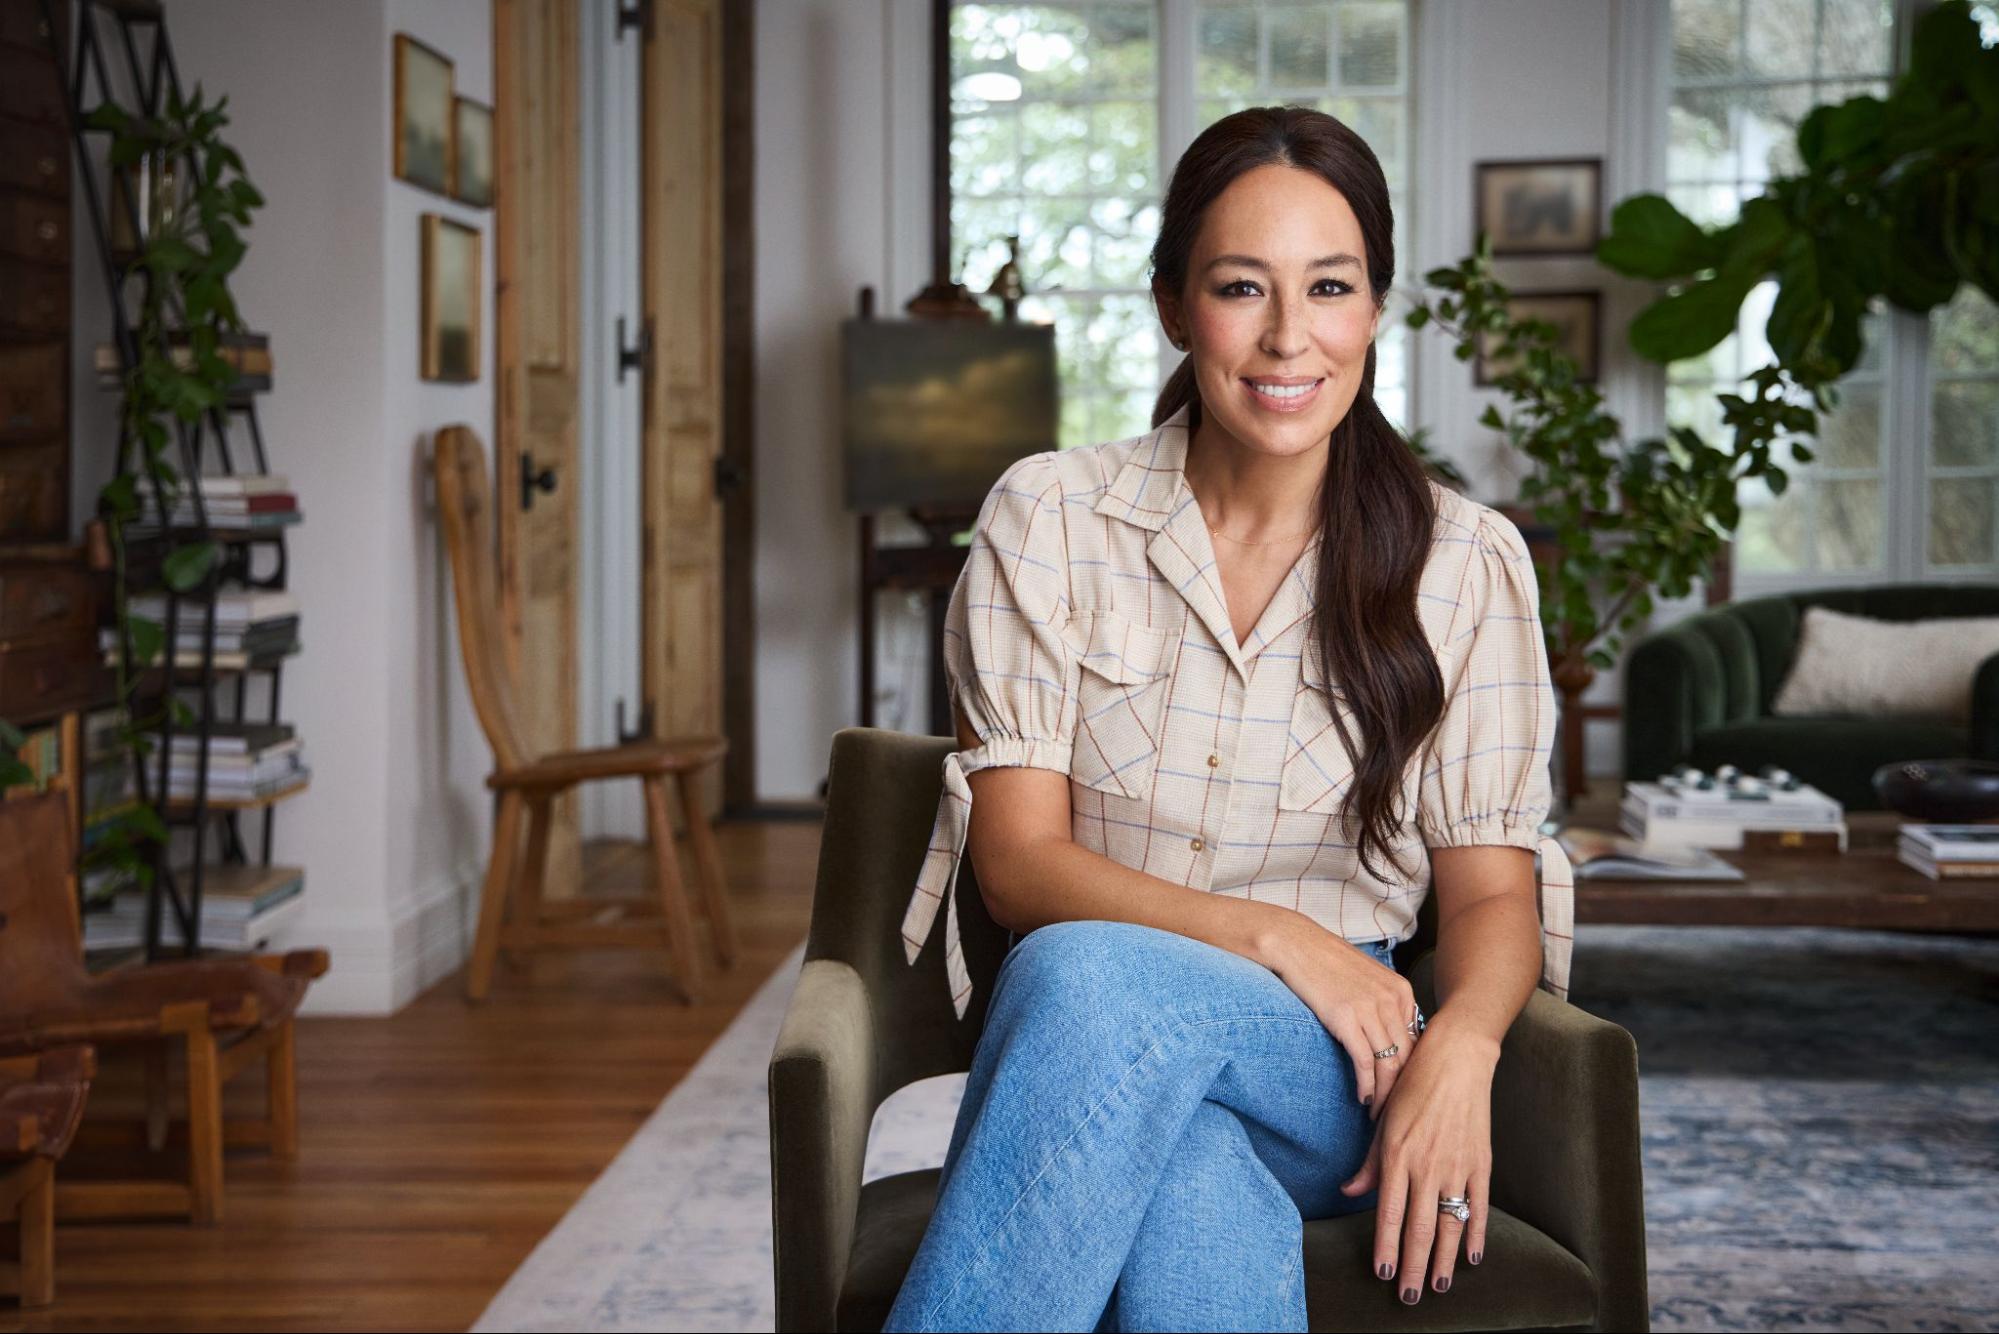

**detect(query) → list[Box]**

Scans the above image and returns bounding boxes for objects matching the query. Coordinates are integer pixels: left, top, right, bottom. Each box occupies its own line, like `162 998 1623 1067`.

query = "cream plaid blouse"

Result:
899 404 1574 1020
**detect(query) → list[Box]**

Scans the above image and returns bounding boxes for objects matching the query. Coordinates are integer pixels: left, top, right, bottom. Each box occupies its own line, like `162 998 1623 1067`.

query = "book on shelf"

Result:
102 643 302 671
197 474 290 497
82 864 306 952
162 722 297 756
102 621 300 657
93 333 272 381
164 769 310 805
131 508 302 533
1557 826 1746 882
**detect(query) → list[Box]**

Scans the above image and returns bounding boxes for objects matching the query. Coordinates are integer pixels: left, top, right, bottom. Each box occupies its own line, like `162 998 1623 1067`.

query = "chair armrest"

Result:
1969 652 1999 760
1622 625 1721 782
1488 986 1649 1333
769 957 883 1334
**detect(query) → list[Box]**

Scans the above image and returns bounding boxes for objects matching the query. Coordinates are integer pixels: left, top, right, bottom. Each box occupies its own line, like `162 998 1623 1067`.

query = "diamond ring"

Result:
1372 1042 1399 1060
1438 1195 1471 1224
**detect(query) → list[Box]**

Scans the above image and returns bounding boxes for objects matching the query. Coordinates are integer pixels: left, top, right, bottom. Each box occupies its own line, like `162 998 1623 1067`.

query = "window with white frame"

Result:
948 0 1415 451
1665 0 1999 584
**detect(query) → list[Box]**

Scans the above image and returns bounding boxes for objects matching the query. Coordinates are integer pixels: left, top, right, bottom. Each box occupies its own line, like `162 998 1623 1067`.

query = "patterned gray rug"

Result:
473 925 1999 1333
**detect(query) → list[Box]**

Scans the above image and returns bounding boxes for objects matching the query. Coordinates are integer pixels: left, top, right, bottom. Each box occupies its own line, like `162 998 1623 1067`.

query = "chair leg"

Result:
267 1020 299 1160
466 790 526 1001
507 796 554 964
185 1026 223 1225
642 774 703 1003
18 1157 54 1307
675 765 739 969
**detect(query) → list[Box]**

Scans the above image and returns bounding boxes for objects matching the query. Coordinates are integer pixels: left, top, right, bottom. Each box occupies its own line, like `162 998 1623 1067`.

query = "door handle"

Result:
520 451 558 511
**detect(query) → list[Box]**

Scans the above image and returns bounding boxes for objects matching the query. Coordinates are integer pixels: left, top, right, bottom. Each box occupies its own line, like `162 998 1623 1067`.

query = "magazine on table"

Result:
1557 826 1746 882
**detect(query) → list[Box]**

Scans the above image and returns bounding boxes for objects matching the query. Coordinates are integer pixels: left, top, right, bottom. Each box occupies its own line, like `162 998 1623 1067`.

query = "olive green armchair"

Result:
770 727 1650 1332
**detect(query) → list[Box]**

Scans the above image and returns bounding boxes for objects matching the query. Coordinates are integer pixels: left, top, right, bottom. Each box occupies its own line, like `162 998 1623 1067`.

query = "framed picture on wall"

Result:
1474 158 1602 257
421 214 481 382
1474 291 1600 386
394 34 454 196
451 96 493 207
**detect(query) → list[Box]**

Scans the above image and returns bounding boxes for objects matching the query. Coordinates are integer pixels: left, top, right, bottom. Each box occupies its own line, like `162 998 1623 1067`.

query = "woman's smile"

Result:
1242 375 1325 413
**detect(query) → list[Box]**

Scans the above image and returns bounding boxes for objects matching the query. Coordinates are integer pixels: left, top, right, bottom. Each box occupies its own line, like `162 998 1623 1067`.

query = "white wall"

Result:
72 0 494 1013
750 0 1678 801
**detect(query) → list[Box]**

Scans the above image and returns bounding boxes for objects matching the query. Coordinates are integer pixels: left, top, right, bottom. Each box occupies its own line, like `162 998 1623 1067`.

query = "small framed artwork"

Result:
1474 291 1600 387
1474 158 1602 257
452 96 493 207
394 34 454 196
421 214 481 382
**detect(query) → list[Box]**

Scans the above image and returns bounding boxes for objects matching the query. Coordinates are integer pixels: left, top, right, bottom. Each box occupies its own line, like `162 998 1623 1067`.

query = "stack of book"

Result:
151 720 309 805
94 332 272 393
109 589 301 670
150 474 301 533
1620 778 1847 850
78 706 142 905
83 862 306 953
1896 825 1999 879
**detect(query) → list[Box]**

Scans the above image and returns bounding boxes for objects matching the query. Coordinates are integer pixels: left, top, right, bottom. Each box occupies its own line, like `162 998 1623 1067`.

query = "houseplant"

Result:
0 85 265 893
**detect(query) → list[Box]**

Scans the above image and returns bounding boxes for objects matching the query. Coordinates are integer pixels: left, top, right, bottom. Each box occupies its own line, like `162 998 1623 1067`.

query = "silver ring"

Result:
1372 1042 1399 1060
1407 1007 1426 1036
1438 1195 1471 1224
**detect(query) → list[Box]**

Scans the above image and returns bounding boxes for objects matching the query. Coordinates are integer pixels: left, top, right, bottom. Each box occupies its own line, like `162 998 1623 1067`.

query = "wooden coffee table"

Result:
1566 805 1999 932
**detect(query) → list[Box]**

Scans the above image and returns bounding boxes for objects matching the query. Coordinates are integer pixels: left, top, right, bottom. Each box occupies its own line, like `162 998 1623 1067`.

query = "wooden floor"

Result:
0 819 823 1333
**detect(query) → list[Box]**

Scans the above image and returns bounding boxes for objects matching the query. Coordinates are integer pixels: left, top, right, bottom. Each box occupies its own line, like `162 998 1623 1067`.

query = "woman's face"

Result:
1157 162 1381 459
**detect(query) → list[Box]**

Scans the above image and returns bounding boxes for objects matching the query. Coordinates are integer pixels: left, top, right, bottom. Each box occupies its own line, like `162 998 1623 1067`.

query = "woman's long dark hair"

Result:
1150 105 1442 885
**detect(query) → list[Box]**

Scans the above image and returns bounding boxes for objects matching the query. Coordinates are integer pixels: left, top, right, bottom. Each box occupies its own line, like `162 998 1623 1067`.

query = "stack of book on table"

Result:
149 720 309 804
1620 775 1847 851
83 862 306 953
124 473 301 535
108 590 301 670
1896 825 1999 879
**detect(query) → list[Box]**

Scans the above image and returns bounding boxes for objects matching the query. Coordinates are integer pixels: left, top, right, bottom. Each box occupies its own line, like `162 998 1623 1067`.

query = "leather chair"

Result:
770 727 1651 1332
0 790 327 1224
0 1045 94 1308
1623 583 1999 808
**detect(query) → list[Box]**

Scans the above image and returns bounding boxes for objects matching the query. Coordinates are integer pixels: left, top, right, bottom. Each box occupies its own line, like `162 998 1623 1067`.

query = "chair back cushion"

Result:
0 791 85 1012
810 728 1014 1089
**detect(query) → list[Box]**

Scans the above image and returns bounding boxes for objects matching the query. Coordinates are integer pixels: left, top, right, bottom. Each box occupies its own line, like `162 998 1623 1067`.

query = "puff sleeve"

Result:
900 452 1081 1019
1415 508 1574 998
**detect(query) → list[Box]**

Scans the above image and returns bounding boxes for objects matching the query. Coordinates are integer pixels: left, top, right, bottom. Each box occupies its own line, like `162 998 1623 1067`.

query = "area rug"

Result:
472 925 1999 1333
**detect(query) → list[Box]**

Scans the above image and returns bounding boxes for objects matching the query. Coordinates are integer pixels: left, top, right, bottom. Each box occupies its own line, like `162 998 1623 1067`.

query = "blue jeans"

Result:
882 918 1396 1333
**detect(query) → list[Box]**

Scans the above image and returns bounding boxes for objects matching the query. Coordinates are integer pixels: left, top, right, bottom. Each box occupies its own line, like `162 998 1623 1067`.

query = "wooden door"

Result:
494 0 582 895
641 0 727 823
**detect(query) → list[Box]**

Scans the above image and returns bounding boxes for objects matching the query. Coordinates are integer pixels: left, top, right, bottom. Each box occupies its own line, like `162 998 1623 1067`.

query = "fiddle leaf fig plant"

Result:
80 83 261 896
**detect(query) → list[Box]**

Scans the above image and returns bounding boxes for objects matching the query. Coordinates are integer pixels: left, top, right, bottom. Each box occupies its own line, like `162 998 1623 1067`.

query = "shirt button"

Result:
1190 837 1204 852
1206 753 1220 768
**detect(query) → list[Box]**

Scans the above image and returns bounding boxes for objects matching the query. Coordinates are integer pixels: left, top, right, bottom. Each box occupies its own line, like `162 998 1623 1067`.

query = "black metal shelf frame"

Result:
42 0 298 958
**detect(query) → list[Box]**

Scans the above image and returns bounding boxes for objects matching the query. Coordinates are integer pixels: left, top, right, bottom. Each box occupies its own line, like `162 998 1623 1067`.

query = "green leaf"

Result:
1628 267 1758 362
128 615 165 666
1596 193 1719 279
162 541 220 591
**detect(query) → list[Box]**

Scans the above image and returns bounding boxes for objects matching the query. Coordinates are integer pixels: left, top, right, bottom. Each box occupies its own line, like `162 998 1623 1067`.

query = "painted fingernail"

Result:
1362 1094 1372 1107
1401 1287 1419 1305
1377 1263 1393 1280
1469 1250 1482 1265
1434 1276 1450 1293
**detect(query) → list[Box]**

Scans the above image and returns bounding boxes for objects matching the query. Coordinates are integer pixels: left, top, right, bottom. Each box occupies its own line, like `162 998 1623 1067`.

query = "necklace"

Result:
1209 524 1315 546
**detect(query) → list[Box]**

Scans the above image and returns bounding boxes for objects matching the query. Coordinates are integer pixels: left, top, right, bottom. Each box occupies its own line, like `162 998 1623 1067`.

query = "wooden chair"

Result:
0 791 328 1225
431 425 738 1002
0 1045 94 1308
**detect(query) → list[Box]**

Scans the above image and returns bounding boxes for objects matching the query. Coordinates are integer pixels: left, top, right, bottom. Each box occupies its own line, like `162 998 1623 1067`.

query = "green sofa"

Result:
1623 583 1999 809
770 727 1650 1332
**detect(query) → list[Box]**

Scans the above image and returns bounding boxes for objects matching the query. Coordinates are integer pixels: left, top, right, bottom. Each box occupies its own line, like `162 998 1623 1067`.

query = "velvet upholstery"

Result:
1623 584 1999 808
771 727 1650 1333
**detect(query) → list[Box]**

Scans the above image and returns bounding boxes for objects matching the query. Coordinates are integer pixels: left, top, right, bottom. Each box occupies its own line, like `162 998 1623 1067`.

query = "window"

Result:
948 0 1414 450
1665 0 1999 584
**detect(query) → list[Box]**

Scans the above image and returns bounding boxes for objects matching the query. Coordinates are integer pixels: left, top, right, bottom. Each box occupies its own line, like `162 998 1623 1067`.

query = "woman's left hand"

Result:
1336 1014 1501 1303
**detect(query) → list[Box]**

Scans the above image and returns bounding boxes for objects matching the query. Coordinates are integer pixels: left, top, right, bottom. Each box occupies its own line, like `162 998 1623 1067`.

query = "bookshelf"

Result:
48 0 308 959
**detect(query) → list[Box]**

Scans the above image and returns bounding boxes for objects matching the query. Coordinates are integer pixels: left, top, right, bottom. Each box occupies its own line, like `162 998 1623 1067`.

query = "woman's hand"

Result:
1337 1014 1501 1303
1262 916 1421 1119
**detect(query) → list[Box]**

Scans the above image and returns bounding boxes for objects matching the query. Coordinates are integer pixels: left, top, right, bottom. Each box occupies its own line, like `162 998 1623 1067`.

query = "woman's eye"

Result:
1218 279 1352 297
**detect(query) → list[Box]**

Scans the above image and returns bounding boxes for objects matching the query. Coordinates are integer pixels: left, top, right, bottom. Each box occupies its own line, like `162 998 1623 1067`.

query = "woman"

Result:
888 105 1573 1333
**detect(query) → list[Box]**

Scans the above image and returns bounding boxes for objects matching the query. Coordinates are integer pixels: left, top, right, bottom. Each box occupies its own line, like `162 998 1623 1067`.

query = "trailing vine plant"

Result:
0 84 265 897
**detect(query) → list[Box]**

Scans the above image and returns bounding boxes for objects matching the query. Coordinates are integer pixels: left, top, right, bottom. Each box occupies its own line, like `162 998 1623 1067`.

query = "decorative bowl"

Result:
1872 758 1999 822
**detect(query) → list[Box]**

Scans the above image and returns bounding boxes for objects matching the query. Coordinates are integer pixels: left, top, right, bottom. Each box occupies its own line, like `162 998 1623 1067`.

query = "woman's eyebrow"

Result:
1204 252 1361 273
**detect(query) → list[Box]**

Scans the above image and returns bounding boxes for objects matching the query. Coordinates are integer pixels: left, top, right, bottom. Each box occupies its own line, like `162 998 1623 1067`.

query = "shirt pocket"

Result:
1069 612 1179 799
1279 648 1360 815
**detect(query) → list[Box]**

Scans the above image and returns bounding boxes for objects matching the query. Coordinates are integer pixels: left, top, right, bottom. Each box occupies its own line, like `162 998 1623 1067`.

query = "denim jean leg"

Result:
883 920 1377 1333
1110 1098 1308 1333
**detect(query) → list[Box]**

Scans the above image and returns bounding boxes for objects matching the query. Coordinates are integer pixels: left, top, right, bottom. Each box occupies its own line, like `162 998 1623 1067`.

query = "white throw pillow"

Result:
1771 606 1999 725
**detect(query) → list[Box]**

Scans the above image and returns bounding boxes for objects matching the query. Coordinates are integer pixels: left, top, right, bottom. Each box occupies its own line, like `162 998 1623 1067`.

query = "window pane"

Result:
1091 100 1156 195
1338 2 1404 89
1673 0 1741 80
1735 485 1811 573
1198 6 1258 96
1743 0 1817 79
1019 101 1091 196
1817 379 1880 469
1932 382 1999 468
1931 478 1996 567
1933 285 1999 376
1669 90 1737 185
1817 0 1894 77
1267 5 1331 88
1092 197 1161 288
1817 478 1881 569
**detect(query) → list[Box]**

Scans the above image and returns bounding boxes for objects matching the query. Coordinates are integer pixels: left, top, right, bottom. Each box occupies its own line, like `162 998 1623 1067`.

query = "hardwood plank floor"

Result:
0 819 823 1333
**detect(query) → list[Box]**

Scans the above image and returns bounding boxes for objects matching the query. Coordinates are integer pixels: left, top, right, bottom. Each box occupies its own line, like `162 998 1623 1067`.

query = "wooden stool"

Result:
0 1046 94 1307
432 425 739 1001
